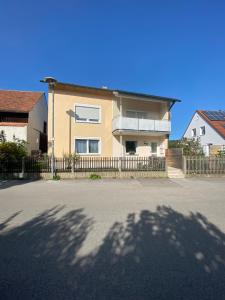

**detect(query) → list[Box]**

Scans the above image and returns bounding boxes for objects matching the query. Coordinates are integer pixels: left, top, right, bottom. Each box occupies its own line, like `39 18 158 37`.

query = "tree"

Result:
0 139 27 162
217 148 225 157
169 138 204 156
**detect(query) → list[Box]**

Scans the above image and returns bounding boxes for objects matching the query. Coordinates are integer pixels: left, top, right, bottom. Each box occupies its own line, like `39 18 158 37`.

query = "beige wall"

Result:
48 89 170 157
113 135 168 157
48 90 113 157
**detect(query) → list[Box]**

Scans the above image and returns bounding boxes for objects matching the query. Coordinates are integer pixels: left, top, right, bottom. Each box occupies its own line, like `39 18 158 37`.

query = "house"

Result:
0 90 48 154
48 82 180 157
183 110 225 156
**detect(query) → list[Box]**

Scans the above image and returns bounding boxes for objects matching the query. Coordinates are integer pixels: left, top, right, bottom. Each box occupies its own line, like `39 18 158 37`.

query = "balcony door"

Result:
126 110 147 119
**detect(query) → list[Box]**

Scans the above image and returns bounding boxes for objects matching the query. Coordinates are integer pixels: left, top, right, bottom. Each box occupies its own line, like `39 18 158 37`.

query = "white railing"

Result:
112 116 171 133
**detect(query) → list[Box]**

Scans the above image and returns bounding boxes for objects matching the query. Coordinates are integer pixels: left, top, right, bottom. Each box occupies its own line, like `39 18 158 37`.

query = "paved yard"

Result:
0 178 225 300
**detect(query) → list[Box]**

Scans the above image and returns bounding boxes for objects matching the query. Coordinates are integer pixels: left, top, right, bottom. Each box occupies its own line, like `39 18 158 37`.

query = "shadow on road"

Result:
0 205 224 299
0 179 40 190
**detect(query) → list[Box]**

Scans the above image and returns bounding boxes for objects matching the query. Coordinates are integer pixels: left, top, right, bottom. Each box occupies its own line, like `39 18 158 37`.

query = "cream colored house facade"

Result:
48 82 180 157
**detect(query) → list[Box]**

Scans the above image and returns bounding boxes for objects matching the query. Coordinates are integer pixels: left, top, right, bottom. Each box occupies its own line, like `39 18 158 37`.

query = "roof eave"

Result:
54 81 181 104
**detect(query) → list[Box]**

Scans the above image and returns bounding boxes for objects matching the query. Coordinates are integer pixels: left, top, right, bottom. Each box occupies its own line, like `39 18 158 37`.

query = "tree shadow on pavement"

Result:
0 206 225 300
0 179 40 190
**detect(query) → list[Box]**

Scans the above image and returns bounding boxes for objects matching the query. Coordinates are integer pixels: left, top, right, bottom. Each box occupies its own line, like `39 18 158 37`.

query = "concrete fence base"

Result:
0 171 167 180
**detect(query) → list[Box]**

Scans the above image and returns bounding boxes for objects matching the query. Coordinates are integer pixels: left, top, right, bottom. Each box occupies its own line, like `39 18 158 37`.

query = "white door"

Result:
150 142 158 157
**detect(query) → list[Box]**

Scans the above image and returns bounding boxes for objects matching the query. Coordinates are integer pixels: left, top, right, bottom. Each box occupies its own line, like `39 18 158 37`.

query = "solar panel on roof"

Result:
204 111 225 121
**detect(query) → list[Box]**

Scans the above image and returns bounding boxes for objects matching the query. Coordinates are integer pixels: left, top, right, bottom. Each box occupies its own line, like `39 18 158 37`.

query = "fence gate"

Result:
166 148 183 169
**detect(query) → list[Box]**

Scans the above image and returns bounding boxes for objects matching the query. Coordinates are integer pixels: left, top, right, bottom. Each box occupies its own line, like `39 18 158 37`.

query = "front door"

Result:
150 142 158 157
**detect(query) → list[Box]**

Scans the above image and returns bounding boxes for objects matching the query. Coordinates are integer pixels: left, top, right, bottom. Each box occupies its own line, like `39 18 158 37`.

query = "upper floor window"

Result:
200 126 205 136
192 128 196 137
75 104 100 123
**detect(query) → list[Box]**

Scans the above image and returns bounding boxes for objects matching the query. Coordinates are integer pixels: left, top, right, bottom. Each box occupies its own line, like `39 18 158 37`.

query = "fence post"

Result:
21 157 25 178
119 157 122 176
71 157 75 174
182 156 187 175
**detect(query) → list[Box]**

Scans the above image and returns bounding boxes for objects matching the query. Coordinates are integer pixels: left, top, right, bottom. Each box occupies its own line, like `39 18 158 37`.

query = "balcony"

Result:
112 116 171 135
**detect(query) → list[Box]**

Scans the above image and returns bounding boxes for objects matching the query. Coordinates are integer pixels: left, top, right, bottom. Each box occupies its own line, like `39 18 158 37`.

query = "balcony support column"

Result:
120 134 123 157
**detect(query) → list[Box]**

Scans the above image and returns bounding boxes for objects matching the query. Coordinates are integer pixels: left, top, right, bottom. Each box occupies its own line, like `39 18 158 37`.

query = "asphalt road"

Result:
0 178 225 300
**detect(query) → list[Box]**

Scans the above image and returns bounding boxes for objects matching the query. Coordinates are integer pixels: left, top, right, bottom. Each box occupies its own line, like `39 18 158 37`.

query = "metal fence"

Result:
0 156 166 176
184 156 225 175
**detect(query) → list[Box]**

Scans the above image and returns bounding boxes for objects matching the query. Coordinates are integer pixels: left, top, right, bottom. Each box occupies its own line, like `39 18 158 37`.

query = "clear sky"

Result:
1 0 225 139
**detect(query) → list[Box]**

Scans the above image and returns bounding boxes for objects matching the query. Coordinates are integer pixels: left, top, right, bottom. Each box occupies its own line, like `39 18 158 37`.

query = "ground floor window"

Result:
75 138 100 154
125 141 137 155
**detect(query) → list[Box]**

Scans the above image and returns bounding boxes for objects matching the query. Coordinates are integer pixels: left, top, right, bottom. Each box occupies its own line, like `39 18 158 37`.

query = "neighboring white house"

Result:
183 110 225 156
0 90 48 154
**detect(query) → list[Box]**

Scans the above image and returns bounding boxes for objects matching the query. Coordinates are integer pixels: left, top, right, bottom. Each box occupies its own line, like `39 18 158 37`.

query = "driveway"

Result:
0 178 225 299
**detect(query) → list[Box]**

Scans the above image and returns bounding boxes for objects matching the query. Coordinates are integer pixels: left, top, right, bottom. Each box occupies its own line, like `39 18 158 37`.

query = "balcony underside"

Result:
112 129 169 136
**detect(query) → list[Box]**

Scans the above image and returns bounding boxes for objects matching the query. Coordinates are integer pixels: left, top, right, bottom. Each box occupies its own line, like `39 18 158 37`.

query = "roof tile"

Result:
197 110 225 139
0 90 44 113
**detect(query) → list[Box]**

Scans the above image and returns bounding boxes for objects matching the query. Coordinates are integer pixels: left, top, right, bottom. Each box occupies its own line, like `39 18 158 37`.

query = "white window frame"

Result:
74 103 101 124
200 126 205 136
74 137 101 155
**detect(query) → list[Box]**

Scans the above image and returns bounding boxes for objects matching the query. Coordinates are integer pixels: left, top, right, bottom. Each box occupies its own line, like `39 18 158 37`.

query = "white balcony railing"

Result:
112 116 171 133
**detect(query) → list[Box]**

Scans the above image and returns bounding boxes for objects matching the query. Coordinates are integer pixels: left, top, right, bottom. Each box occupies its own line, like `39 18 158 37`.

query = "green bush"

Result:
89 173 101 180
53 174 61 180
217 149 225 157
0 140 27 161
0 140 28 173
169 138 204 156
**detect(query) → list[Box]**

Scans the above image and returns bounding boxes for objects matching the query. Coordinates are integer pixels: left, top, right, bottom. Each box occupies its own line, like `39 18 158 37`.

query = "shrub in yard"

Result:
0 140 27 161
53 174 61 180
89 173 101 180
217 149 225 157
169 138 204 156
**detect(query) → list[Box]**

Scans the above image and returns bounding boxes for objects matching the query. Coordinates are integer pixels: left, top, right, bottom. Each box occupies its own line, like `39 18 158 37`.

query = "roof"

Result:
54 82 181 104
0 90 44 113
197 110 225 139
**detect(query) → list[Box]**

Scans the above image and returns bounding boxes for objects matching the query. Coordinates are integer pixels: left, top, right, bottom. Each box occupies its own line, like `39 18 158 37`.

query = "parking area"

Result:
0 178 225 299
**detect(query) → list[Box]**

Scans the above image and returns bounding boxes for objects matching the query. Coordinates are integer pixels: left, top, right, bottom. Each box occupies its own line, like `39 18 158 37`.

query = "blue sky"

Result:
1 0 225 139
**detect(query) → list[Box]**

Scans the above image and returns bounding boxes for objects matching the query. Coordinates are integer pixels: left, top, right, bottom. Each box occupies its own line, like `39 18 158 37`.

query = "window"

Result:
75 139 100 154
126 111 147 119
150 142 158 156
125 141 137 154
192 128 196 137
75 105 100 123
200 126 205 136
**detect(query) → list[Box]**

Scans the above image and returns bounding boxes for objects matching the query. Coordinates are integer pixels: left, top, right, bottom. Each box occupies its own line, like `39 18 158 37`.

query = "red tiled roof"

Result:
0 90 44 113
197 110 225 139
